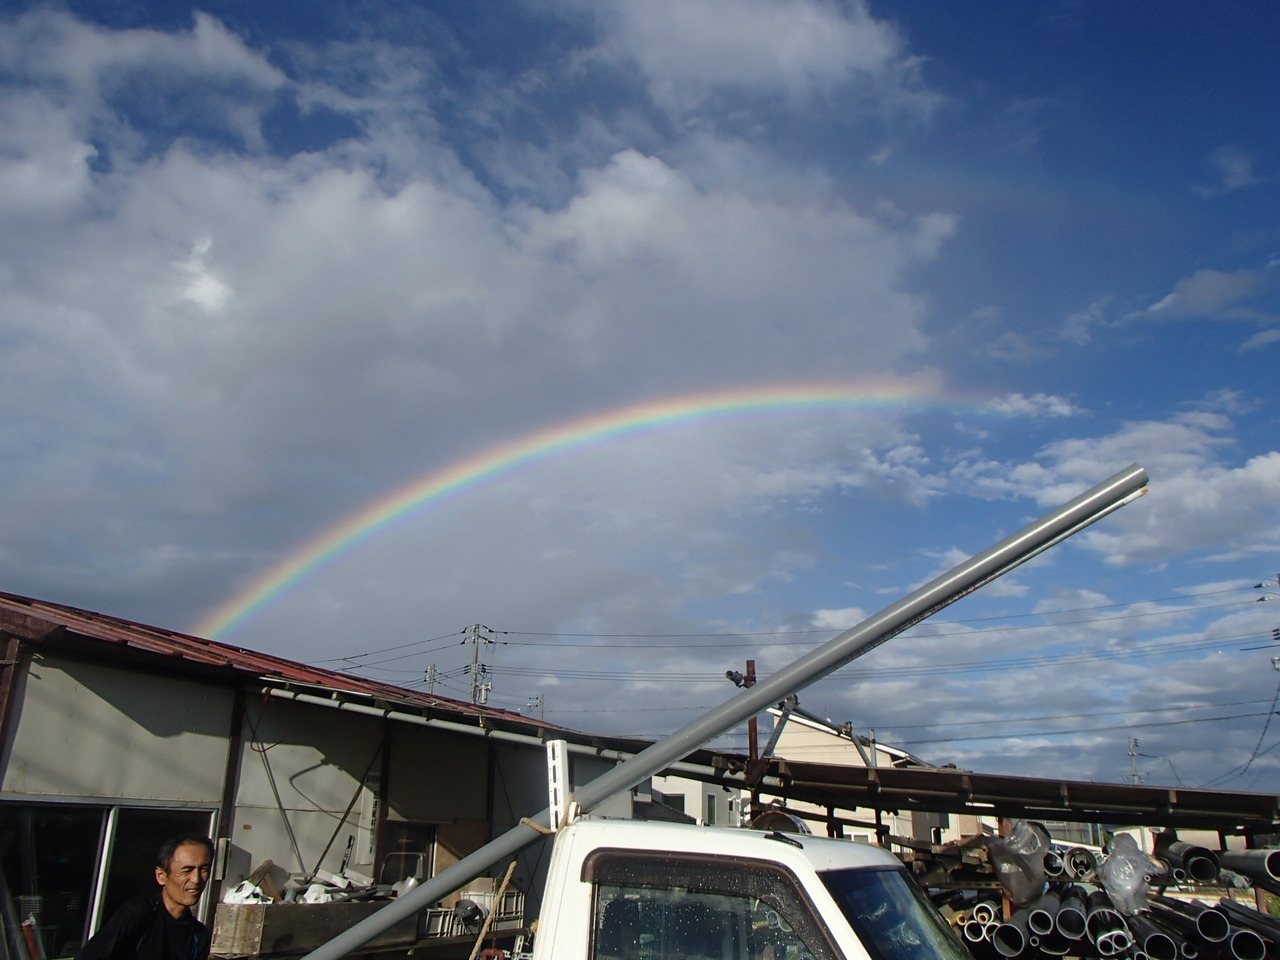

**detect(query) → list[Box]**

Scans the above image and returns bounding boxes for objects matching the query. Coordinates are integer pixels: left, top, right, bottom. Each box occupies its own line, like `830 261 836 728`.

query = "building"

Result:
763 703 978 844
0 591 700 959
648 774 743 827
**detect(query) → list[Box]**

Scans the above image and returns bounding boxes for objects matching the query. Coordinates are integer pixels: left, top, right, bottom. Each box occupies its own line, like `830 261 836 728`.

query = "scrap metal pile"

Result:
934 824 1280 960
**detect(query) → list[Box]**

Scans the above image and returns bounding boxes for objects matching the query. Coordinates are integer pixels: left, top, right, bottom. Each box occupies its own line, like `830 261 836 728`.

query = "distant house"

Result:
765 705 1117 846
761 704 969 843
0 591 719 959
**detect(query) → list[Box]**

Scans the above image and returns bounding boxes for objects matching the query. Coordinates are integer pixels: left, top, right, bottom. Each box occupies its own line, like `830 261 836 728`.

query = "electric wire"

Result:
299 586 1254 665
494 596 1253 647
1199 669 1280 788
397 627 1268 684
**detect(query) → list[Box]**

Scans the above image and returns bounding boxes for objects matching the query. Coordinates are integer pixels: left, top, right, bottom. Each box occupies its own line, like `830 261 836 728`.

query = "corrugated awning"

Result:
744 756 1280 832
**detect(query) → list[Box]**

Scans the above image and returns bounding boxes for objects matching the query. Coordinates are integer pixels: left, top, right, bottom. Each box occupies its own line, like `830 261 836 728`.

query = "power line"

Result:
493 597 1253 647
1200 667 1280 788
497 586 1249 640
311 630 466 665
343 626 1272 687
460 628 1271 685
545 698 1271 726
791 698 1274 734
869 710 1277 747
298 585 1254 665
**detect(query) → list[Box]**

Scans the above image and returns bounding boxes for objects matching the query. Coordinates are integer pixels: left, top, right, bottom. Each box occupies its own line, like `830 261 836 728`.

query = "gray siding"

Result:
3 655 231 803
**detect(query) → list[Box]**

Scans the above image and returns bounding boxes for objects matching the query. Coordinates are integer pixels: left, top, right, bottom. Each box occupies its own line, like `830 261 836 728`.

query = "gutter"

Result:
262 687 739 785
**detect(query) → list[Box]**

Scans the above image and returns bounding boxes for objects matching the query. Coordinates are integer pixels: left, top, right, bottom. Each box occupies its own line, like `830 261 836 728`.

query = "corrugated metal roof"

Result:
756 756 1280 832
0 590 551 730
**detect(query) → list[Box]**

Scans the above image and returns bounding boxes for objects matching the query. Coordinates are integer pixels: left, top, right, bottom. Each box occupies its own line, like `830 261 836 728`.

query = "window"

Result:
705 795 717 826
0 803 214 959
585 849 838 960
379 821 436 885
659 793 685 815
820 867 970 960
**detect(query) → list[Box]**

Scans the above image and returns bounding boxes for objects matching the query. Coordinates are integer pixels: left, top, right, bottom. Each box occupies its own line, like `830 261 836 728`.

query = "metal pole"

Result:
299 463 1148 960
468 624 483 703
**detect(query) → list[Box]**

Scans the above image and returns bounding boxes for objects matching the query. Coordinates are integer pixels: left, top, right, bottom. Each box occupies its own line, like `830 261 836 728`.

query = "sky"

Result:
2 0 1279 795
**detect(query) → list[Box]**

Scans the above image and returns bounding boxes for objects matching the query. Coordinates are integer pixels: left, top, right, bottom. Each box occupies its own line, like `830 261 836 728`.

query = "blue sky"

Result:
2 0 1279 791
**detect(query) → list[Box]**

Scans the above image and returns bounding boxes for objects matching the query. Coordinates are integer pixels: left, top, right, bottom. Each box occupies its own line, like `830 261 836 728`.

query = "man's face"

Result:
156 842 213 915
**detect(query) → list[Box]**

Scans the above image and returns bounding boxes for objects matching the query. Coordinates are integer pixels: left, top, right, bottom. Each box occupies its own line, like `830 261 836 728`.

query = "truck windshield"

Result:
820 867 969 960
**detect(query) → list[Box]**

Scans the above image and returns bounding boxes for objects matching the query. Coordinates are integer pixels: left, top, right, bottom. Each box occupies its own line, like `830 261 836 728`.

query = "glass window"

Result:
379 821 436 884
0 805 103 960
0 804 214 959
820 867 970 960
585 849 837 960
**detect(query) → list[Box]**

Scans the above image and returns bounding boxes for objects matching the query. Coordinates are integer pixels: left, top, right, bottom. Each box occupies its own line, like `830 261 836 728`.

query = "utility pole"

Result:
1128 737 1141 784
527 694 545 722
425 664 438 695
465 624 493 704
724 660 761 819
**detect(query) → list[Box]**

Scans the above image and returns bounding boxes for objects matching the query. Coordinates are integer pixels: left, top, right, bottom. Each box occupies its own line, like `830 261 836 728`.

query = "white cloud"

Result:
0 92 98 219
3 10 285 90
988 392 1083 418
0 10 287 160
811 607 868 630
1194 146 1263 198
567 0 924 114
1139 266 1271 319
953 411 1280 569
1081 450 1280 565
1058 298 1111 345
1241 328 1280 351
0 9 958 631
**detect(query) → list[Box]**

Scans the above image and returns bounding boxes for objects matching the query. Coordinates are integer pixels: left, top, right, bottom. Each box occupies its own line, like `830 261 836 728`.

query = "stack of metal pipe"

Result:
946 848 1280 960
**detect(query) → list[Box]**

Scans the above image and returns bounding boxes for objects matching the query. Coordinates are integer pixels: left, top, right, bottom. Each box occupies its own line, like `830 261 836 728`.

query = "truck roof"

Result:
565 817 904 874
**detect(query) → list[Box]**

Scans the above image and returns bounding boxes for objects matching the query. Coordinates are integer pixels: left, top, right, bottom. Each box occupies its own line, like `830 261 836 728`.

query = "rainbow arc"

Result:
195 379 969 639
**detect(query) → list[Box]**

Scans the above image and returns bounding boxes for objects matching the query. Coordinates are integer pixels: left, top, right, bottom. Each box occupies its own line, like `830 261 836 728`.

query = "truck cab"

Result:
531 818 970 960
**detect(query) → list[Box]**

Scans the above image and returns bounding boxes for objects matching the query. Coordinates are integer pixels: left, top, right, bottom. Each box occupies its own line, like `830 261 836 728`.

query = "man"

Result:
77 835 214 960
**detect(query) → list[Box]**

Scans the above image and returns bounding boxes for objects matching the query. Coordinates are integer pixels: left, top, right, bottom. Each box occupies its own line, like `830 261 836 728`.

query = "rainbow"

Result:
194 378 963 639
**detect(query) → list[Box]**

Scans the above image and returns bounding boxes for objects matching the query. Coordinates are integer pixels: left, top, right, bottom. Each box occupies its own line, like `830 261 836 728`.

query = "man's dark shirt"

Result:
77 894 209 960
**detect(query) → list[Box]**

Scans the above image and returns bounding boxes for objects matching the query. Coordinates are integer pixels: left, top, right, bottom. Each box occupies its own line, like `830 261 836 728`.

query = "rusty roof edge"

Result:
0 589 563 733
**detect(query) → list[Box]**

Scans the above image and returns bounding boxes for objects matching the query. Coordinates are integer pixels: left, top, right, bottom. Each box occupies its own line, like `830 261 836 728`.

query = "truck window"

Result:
584 849 838 960
820 867 970 960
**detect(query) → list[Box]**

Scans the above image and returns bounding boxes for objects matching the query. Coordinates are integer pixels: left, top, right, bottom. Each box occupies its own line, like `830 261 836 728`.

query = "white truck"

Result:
300 465 1149 960
527 817 971 960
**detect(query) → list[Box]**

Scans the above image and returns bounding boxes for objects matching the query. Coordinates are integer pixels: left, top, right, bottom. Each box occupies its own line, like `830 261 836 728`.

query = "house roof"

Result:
767 703 927 767
0 589 569 734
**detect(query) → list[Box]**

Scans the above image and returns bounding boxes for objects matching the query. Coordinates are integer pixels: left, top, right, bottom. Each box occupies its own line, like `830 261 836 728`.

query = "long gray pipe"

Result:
300 463 1148 960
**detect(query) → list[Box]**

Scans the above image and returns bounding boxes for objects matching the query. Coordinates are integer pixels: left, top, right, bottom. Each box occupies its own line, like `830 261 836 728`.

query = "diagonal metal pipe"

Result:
299 463 1148 960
